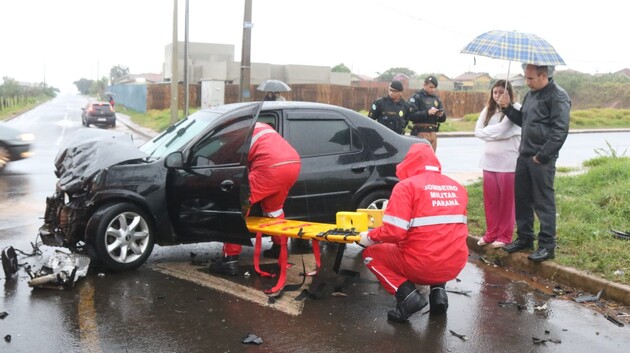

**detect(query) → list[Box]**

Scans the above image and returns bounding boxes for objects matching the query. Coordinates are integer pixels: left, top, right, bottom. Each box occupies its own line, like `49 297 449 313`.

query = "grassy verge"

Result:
440 108 630 132
466 152 630 286
124 107 199 132
0 96 52 121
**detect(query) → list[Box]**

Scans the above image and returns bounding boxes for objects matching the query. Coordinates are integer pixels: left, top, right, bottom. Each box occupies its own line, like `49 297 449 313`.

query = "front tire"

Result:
87 203 155 272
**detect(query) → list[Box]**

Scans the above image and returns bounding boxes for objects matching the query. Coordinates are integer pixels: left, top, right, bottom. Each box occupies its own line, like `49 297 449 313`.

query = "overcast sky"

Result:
1 0 627 92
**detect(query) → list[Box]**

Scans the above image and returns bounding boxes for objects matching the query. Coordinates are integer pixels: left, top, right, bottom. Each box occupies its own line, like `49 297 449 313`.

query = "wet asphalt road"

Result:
1 94 629 352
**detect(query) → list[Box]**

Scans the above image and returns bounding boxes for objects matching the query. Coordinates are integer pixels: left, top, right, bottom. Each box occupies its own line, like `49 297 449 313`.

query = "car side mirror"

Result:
164 151 184 169
81 108 85 111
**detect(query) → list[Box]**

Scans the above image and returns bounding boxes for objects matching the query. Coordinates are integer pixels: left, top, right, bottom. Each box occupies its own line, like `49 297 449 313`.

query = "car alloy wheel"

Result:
88 202 155 271
357 190 391 210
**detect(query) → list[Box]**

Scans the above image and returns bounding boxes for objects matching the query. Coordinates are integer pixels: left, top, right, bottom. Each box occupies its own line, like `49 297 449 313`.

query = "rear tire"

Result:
357 190 391 210
87 203 155 272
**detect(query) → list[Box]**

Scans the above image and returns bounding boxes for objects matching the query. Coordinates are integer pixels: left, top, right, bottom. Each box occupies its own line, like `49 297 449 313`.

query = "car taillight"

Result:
88 106 94 113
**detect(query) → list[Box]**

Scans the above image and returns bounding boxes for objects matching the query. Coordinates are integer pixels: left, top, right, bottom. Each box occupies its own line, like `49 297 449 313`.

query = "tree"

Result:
110 65 129 84
375 67 418 82
332 63 351 73
74 78 93 95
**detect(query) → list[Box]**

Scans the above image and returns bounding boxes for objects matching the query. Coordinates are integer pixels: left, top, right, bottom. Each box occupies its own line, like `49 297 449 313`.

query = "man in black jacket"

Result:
498 64 571 262
407 76 446 151
368 80 409 134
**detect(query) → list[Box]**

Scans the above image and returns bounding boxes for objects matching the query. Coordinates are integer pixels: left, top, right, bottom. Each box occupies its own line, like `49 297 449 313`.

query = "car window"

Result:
257 113 278 131
189 115 252 167
284 110 362 157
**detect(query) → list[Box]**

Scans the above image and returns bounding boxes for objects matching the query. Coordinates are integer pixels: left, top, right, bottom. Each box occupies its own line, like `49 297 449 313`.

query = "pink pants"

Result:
482 170 515 244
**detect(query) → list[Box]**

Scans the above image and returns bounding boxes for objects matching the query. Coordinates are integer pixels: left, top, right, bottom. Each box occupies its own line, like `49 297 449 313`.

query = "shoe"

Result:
387 281 428 323
263 244 281 259
502 238 534 253
477 238 488 246
429 286 448 314
209 255 239 276
490 241 506 248
528 247 555 262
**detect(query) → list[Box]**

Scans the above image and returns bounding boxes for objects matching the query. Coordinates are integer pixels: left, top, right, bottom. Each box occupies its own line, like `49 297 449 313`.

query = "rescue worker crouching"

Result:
357 143 469 323
368 80 410 134
408 76 446 151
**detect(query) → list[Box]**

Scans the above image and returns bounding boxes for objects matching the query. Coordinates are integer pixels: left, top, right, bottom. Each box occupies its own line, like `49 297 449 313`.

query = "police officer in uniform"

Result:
408 76 446 151
368 80 409 134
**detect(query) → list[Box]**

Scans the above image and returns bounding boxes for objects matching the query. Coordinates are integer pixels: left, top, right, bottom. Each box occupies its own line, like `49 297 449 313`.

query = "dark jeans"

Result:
514 155 557 249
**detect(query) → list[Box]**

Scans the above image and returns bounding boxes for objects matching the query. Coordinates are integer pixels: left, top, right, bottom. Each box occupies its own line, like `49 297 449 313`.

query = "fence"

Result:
132 83 487 118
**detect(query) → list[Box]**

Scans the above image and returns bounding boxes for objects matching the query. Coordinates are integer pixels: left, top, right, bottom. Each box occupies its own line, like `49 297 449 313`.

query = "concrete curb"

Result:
467 235 630 306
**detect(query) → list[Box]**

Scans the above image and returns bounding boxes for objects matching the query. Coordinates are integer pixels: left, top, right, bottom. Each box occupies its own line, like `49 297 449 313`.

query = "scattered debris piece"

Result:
610 229 630 241
532 337 561 344
0 312 8 319
445 289 471 296
534 303 548 311
573 289 603 303
242 333 263 345
1 246 19 279
4 335 11 343
613 270 624 276
605 314 624 327
449 329 468 341
498 301 527 311
331 291 347 297
27 251 90 290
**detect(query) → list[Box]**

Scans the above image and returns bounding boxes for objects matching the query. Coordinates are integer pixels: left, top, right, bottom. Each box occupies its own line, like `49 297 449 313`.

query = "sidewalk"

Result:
117 112 630 307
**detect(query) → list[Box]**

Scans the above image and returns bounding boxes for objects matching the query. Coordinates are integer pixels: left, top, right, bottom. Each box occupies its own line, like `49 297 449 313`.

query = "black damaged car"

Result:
39 101 426 271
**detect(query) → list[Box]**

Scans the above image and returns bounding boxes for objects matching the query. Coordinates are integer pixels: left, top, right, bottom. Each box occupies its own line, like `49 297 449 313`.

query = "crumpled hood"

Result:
395 143 442 180
55 130 149 193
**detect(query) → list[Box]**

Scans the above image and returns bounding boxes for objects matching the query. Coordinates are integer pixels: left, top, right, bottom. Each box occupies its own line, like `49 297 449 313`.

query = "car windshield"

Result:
139 112 219 158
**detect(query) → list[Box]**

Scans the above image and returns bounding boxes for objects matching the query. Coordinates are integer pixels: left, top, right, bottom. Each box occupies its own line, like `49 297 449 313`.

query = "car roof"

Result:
199 101 360 116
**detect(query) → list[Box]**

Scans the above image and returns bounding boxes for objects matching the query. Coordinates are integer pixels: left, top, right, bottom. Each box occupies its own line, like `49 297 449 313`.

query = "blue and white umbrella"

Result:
461 30 565 66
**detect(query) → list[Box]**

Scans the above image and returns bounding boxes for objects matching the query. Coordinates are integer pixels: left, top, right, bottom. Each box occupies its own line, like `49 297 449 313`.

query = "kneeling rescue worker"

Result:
358 143 469 323
210 122 301 276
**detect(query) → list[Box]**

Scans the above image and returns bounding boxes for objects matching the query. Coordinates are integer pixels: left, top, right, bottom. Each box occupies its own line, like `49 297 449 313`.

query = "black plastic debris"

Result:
242 334 263 345
448 329 468 341
533 337 561 344
2 246 18 279
610 229 630 241
445 289 472 296
605 314 624 327
4 335 10 343
0 312 8 319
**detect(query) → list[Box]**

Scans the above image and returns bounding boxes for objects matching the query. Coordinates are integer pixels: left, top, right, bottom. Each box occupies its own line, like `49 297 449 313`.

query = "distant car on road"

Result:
40 101 428 271
82 102 116 128
0 122 34 172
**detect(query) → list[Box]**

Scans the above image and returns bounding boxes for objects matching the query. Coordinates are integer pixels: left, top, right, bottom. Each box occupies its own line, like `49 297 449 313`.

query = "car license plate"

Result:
98 118 106 122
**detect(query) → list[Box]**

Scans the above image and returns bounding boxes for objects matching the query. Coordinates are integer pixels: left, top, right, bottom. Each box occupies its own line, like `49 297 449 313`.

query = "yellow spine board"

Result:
245 210 382 244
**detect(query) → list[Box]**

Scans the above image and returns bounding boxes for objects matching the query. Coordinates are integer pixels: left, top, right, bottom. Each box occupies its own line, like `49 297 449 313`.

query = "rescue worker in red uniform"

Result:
210 122 301 276
358 143 468 323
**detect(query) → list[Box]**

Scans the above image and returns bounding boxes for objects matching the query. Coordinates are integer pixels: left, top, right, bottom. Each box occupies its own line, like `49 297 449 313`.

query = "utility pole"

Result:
183 0 189 117
170 0 179 124
239 0 252 102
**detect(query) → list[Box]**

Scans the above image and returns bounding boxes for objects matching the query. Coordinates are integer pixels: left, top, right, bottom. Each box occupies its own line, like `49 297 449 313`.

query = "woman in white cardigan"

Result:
474 80 521 248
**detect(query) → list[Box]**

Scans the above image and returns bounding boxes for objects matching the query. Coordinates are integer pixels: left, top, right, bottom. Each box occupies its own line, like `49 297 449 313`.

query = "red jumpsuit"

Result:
362 143 468 295
224 122 301 256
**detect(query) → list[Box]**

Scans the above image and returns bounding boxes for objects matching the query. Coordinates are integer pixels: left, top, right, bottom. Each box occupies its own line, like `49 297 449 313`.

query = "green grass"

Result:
466 153 630 285
443 108 630 132
0 96 51 121
124 107 199 132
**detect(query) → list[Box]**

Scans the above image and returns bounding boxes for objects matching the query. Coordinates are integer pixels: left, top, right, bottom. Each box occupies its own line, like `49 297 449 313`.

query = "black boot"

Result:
209 255 239 276
429 285 448 314
263 244 281 259
387 281 428 323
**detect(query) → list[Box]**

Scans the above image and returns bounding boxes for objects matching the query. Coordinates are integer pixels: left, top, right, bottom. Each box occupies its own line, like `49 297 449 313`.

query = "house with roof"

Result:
453 72 492 91
492 73 525 87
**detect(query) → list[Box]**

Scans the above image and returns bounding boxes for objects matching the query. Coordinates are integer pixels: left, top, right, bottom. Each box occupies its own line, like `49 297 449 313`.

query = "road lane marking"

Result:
151 258 316 316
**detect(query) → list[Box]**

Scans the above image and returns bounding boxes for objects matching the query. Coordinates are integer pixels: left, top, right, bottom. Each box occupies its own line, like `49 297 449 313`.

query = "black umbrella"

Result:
256 80 291 92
